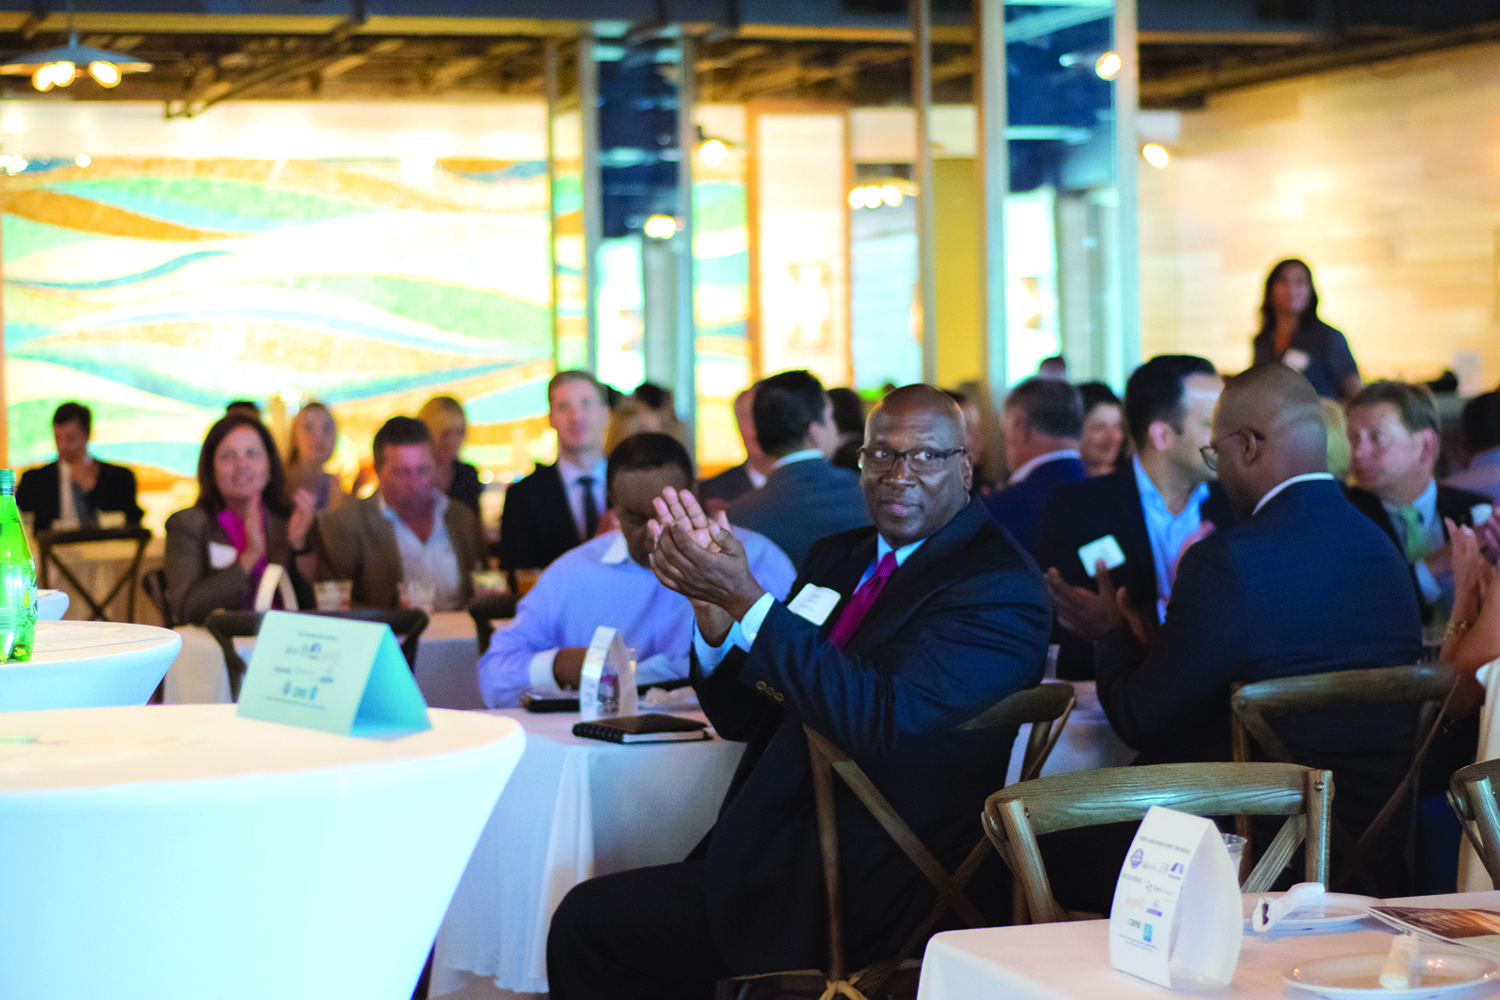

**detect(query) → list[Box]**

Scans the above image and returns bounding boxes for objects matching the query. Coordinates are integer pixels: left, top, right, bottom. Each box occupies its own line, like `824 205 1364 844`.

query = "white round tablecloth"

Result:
36 589 68 621
0 704 526 1000
432 707 745 995
0 620 181 712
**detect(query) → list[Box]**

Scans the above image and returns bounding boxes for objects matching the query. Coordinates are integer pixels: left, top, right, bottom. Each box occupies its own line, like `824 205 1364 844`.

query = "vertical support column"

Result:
579 34 602 374
976 0 1008 402
1111 0 1141 385
544 39 562 363
675 34 698 438
910 0 937 386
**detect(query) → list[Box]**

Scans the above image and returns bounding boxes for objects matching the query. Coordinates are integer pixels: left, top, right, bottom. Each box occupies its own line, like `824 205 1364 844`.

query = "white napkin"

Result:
1252 881 1324 932
1379 932 1420 989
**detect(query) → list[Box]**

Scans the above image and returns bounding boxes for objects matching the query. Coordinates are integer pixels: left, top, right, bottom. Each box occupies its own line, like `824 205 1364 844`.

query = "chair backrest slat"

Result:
1449 761 1500 889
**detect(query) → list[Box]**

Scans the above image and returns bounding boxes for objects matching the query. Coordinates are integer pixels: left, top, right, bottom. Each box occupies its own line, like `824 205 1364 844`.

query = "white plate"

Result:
1243 892 1381 931
1283 950 1499 999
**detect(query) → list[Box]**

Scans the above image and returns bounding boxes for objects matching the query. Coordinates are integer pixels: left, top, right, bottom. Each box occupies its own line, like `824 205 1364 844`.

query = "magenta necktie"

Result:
826 552 899 649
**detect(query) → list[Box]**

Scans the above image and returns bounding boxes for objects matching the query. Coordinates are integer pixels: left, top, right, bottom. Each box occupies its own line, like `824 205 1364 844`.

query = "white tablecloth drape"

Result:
432 707 745 996
0 620 179 711
0 704 525 1000
917 889 1500 1000
1005 680 1137 785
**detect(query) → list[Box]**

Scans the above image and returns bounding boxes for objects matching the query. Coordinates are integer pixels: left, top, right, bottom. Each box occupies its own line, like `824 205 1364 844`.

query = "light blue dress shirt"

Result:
1381 478 1446 604
1132 455 1210 623
694 535 926 674
478 526 796 708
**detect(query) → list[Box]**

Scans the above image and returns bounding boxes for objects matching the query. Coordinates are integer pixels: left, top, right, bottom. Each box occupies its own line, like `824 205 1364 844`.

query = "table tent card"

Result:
577 625 638 722
237 610 431 739
1108 805 1242 989
252 563 299 613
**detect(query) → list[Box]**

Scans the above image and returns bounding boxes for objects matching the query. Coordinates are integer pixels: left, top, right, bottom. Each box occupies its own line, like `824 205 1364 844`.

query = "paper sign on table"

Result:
577 625 638 722
236 611 431 739
1108 805 1242 989
252 563 299 613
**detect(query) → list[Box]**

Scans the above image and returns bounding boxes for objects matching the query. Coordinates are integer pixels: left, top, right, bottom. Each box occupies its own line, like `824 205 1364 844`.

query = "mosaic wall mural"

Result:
1 155 556 512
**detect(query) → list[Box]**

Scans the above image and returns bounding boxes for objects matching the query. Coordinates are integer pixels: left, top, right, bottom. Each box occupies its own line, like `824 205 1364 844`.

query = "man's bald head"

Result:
862 384 972 546
868 384 965 448
1212 365 1328 519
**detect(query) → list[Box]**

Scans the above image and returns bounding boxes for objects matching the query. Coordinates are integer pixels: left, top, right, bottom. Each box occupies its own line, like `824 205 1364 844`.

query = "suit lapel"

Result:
545 463 583 546
364 499 404 597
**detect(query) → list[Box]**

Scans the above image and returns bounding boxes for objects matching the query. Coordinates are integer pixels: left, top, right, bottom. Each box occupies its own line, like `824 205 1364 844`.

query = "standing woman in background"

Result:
285 401 347 513
1252 258 1362 401
419 395 483 515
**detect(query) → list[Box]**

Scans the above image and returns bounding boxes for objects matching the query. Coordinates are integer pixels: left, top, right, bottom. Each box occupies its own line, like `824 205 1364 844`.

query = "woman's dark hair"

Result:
195 414 291 517
1257 258 1321 336
827 387 866 436
1078 381 1120 417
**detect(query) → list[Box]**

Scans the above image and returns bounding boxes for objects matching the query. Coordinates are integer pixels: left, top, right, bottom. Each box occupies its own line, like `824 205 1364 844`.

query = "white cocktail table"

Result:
0 620 180 711
0 704 525 1000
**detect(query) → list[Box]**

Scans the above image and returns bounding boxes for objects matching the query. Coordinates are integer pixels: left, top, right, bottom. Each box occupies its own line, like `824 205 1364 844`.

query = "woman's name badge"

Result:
209 542 238 570
787 585 841 625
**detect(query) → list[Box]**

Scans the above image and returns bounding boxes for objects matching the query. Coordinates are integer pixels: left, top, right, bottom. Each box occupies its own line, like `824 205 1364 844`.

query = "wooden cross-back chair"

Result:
1229 663 1454 894
35 526 151 622
715 681 1077 1000
205 608 430 702
1447 759 1500 889
983 762 1333 925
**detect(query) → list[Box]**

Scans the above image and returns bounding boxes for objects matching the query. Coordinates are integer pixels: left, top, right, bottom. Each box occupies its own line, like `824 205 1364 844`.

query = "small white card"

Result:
578 625 639 721
787 584 842 626
1472 504 1494 527
1282 348 1311 373
1077 534 1127 575
1109 805 1242 989
209 542 238 570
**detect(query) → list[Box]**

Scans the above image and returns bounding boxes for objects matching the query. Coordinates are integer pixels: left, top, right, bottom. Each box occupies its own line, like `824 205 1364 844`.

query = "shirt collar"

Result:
1252 472 1335 516
378 489 447 528
746 465 768 489
774 449 823 469
599 531 631 564
1132 454 1208 516
1470 448 1500 469
1382 478 1438 523
558 457 607 487
876 534 925 567
1008 449 1080 485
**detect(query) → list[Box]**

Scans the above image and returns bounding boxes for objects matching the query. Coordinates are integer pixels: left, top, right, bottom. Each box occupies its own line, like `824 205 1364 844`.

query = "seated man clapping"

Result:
477 433 795 708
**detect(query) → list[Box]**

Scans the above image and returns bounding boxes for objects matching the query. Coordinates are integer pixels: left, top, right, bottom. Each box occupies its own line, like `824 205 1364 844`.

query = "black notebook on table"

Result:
572 713 711 744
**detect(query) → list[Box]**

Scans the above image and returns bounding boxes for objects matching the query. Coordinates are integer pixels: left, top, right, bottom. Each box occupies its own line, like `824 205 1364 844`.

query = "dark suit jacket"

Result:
17 460 143 532
1344 482 1492 622
163 505 311 626
1251 318 1360 400
725 457 871 569
314 494 482 609
983 455 1087 557
1034 466 1236 679
1096 479 1423 853
498 463 581 571
698 463 756 506
446 460 483 515
692 500 1052 974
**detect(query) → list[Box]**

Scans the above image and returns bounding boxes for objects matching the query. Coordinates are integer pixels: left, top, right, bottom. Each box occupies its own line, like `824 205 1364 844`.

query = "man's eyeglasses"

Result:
1200 429 1265 473
857 445 966 475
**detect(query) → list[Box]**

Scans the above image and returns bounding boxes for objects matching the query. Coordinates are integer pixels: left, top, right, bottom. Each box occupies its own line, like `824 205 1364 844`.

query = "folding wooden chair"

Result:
983 761 1333 925
715 682 1077 1000
1229 663 1454 894
35 526 151 622
205 608 430 701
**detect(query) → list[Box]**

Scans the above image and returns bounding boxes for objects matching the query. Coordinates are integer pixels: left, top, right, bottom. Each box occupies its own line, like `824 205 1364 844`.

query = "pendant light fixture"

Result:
0 0 152 92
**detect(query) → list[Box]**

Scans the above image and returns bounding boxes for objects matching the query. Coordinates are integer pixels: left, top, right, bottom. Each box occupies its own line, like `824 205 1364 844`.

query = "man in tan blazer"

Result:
315 416 483 610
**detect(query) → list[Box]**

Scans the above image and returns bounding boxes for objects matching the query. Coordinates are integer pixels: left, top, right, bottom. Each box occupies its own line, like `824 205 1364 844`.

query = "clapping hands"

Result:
647 486 765 643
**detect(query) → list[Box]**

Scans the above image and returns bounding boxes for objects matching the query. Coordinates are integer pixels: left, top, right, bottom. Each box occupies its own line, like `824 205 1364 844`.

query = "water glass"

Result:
314 579 352 612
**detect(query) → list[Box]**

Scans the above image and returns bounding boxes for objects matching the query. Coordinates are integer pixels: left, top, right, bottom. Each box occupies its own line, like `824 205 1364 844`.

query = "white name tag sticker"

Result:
1078 534 1127 575
209 542 238 570
1472 504 1494 527
787 584 842 626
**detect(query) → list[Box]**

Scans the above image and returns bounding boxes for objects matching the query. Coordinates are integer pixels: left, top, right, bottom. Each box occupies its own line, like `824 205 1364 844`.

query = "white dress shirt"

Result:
1252 473 1335 515
378 491 463 611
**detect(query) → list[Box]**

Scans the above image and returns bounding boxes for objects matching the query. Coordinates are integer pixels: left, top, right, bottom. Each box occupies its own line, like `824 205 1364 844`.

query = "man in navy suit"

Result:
1087 365 1422 894
546 386 1052 998
1037 355 1235 679
984 377 1087 555
498 370 610 573
724 369 871 569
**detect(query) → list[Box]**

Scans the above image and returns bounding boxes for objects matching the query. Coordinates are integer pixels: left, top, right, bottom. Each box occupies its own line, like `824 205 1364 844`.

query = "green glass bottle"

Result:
0 469 37 661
